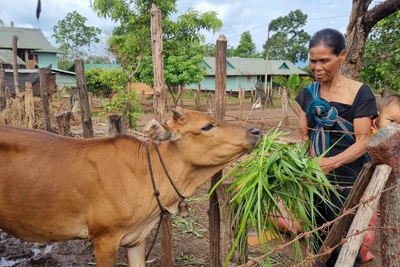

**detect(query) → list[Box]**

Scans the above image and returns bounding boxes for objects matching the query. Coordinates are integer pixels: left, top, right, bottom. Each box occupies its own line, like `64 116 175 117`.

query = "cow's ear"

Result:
172 106 185 122
143 119 172 142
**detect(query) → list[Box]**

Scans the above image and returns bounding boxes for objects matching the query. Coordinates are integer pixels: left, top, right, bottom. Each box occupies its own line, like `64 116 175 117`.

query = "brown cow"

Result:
0 107 261 267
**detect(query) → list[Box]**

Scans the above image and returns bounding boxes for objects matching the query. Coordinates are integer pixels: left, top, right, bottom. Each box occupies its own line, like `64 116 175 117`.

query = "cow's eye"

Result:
201 124 215 131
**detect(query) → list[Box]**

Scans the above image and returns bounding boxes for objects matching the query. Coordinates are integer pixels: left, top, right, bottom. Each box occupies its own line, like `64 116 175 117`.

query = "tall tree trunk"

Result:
343 0 400 80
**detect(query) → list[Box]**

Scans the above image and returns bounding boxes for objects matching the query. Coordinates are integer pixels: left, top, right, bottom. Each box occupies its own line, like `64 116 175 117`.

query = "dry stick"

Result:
335 164 391 267
237 182 400 267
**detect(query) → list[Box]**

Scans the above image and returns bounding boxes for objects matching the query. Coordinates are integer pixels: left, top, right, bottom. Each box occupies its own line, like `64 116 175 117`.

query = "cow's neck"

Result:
155 142 228 203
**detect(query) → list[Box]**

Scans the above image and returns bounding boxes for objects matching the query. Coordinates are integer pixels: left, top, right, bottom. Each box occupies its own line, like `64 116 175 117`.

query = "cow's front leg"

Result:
126 241 146 267
92 235 120 267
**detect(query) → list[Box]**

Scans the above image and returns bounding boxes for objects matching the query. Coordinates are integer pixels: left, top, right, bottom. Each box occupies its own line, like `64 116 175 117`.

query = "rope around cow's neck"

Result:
144 140 187 261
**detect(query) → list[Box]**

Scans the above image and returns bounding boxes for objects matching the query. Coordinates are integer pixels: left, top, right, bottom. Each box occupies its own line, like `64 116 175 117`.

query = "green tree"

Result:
343 0 400 80
204 42 236 57
86 68 128 96
360 11 400 93
0 19 4 26
139 44 207 105
273 74 311 115
233 31 258 58
53 11 102 69
265 10 310 63
94 0 222 91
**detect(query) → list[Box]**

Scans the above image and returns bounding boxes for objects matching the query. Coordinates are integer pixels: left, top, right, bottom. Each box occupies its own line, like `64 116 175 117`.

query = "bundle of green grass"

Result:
212 128 339 266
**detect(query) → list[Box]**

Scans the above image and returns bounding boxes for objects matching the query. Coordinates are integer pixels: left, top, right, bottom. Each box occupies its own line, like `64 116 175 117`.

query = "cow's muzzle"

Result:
248 127 262 148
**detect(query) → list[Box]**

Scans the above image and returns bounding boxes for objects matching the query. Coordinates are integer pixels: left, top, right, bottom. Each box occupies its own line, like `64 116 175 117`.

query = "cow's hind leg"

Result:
126 241 146 267
93 236 120 267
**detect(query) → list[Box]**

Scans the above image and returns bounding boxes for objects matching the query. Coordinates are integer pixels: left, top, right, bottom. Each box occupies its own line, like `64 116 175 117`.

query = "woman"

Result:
295 28 378 266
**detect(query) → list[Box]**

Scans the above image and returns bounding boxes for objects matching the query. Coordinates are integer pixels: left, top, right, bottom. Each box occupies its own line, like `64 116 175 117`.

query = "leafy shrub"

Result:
101 91 143 129
86 68 128 96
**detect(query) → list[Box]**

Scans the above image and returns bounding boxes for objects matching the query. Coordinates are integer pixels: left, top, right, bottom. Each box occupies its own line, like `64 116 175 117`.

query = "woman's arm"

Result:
318 116 372 173
298 106 309 143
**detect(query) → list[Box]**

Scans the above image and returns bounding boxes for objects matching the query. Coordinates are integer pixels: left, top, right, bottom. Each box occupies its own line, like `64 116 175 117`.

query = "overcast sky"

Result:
0 0 366 59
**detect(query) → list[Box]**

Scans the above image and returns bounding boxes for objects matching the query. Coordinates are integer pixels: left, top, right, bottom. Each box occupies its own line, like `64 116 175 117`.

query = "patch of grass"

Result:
172 216 207 239
176 253 208 266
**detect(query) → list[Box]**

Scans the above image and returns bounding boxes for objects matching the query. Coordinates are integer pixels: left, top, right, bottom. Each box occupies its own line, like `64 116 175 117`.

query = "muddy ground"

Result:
0 98 381 266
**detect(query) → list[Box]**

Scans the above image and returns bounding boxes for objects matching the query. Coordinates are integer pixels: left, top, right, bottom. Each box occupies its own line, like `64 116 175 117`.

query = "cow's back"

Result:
0 126 96 242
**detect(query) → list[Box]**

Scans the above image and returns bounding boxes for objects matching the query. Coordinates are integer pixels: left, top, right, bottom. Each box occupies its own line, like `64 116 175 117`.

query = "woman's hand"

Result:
318 157 338 173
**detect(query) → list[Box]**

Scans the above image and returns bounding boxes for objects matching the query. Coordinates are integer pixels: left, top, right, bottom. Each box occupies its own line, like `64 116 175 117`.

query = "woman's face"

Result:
309 44 346 83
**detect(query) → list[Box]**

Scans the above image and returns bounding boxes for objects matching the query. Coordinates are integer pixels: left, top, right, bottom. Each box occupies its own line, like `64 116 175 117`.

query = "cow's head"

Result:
144 107 262 166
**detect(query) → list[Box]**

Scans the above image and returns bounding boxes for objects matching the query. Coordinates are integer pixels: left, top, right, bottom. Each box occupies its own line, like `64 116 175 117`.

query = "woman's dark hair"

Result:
309 28 346 56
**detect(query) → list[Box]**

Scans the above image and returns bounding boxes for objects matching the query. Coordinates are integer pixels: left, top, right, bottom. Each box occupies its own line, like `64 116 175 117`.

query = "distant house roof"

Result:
0 27 59 53
0 49 26 65
68 63 121 72
202 57 308 76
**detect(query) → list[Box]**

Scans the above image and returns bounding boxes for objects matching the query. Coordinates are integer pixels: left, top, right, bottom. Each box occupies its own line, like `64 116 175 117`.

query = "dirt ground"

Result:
0 97 382 266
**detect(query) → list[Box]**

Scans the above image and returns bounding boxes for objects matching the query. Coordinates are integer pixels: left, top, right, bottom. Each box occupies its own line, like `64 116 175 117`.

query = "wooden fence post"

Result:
150 3 173 267
25 82 35 128
239 86 244 122
75 58 94 138
217 183 247 266
281 88 289 126
0 70 6 112
106 113 125 136
55 111 72 136
195 84 201 107
151 3 166 124
39 68 51 132
366 125 400 266
12 36 20 95
209 34 227 267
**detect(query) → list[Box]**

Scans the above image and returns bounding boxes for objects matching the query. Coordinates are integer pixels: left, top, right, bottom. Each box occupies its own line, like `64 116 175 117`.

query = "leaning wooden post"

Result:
75 58 94 138
366 125 400 267
39 68 51 132
209 34 227 267
150 3 173 267
334 164 391 267
313 162 375 266
0 69 6 112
